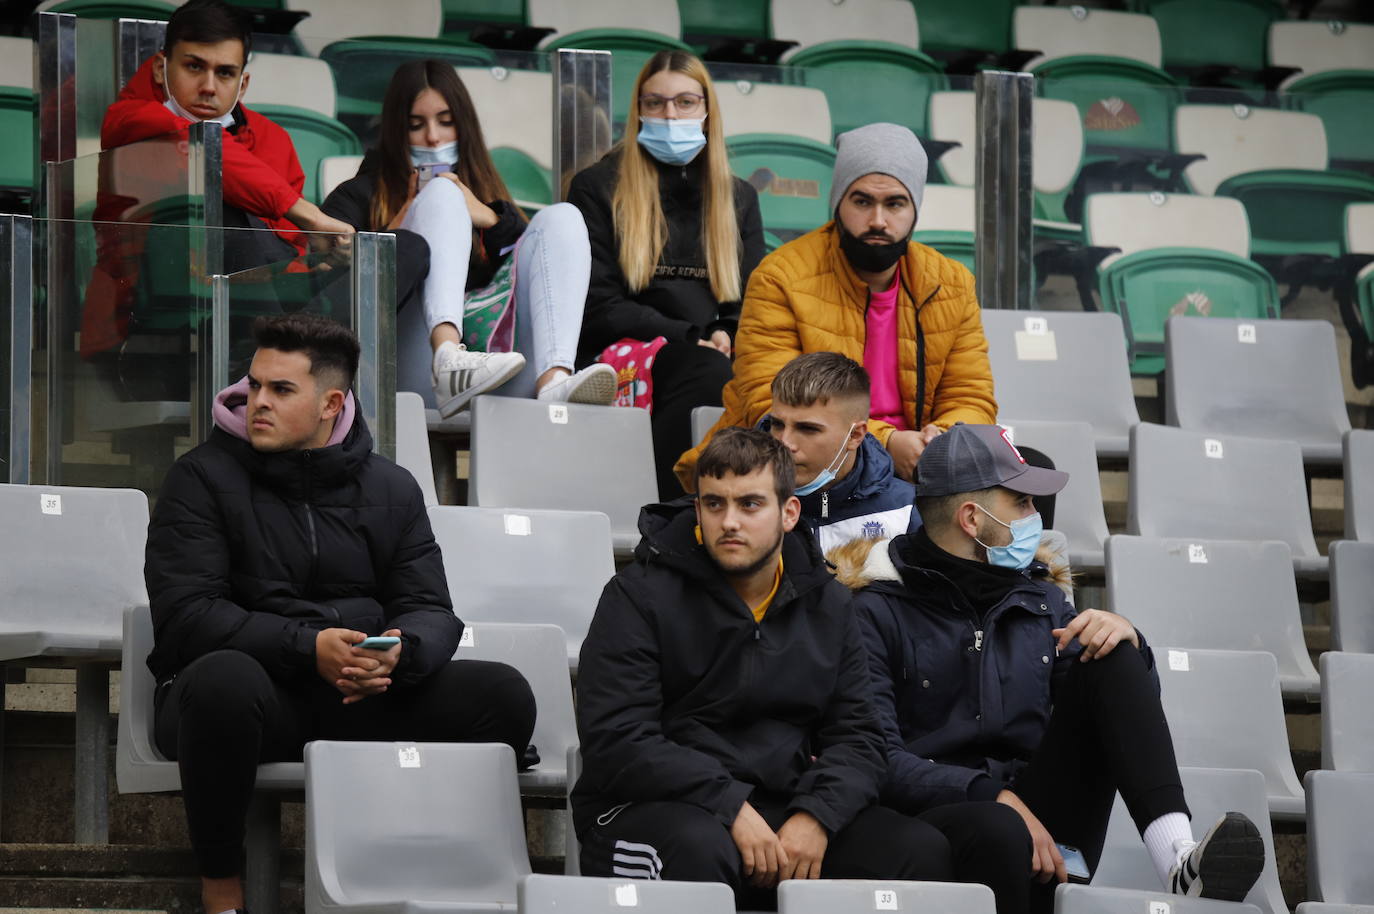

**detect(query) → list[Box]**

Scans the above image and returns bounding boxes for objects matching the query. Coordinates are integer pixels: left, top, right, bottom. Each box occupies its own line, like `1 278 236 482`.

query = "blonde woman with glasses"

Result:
567 50 764 499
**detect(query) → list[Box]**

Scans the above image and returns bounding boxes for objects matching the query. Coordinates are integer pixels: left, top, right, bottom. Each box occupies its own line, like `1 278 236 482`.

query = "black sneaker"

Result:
1168 811 1265 901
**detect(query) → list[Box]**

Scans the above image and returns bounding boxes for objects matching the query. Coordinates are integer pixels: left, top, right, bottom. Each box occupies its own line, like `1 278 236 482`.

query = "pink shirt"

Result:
864 273 909 430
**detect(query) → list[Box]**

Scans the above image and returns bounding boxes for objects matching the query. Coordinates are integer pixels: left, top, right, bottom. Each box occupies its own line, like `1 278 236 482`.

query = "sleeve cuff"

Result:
966 775 1004 802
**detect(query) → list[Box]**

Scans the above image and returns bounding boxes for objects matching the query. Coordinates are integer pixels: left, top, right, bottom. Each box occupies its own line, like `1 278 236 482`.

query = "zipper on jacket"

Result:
974 629 984 651
821 491 829 519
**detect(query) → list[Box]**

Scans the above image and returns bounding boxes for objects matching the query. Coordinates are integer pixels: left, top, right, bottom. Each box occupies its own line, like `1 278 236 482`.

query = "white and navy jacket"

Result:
796 432 920 557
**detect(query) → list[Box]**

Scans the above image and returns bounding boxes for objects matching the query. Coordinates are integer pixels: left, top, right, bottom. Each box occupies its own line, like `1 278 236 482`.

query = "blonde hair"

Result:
611 51 741 304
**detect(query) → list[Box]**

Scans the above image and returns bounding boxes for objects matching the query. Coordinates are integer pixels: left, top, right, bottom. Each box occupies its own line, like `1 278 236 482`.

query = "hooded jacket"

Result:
792 431 918 557
674 225 998 490
834 532 1155 814
143 379 459 687
571 499 886 839
566 150 766 364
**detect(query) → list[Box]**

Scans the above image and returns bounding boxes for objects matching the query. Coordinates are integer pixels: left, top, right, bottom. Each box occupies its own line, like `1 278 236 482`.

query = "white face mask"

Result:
410 141 459 169
160 55 243 128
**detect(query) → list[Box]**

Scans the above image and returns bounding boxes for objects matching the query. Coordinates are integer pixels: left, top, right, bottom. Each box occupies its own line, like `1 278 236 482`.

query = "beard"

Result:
709 526 786 579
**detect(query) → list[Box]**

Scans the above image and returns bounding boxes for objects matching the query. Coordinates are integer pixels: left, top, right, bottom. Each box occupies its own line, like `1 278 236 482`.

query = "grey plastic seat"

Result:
1128 423 1325 578
981 310 1140 459
778 879 996 914
1298 905 1374 914
1155 649 1305 821
1092 767 1287 914
519 874 734 913
396 391 438 507
1106 536 1320 698
1321 652 1374 772
565 746 582 876
1001 420 1109 572
1305 769 1374 904
304 741 529 914
452 622 577 798
469 396 656 557
428 505 614 668
1331 541 1374 653
692 405 725 447
1346 430 1374 541
1165 316 1350 465
1056 884 1263 914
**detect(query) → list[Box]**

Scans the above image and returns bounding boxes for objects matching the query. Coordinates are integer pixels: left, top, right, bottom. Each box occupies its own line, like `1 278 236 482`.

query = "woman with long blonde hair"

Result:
567 50 764 497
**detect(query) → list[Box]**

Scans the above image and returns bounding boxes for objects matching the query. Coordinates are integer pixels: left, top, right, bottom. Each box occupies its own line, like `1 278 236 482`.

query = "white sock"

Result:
1143 812 1194 885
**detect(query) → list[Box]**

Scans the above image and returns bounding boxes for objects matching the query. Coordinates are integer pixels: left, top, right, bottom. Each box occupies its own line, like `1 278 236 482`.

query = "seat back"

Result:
116 605 173 793
1058 885 1265 914
1106 535 1318 696
1128 424 1318 561
1013 6 1163 69
246 52 337 118
287 0 443 56
911 0 1015 57
529 0 681 41
396 391 438 508
714 80 831 144
469 397 656 553
728 134 837 239
1176 105 1327 196
931 92 1083 197
777 879 996 914
772 0 920 55
1084 192 1251 264
427 505 614 664
1000 421 1108 568
305 741 530 907
1346 429 1374 541
1270 21 1374 82
1148 0 1279 73
1093 767 1287 914
458 66 554 172
0 35 34 90
1350 204 1374 256
250 106 361 204
1156 648 1305 819
318 154 363 203
691 405 725 447
1306 770 1374 903
1321 651 1374 772
1330 540 1374 653
918 184 976 233
520 874 735 913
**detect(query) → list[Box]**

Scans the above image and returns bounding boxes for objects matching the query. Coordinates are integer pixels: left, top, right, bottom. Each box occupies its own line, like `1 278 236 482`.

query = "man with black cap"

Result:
838 424 1266 914
675 122 996 491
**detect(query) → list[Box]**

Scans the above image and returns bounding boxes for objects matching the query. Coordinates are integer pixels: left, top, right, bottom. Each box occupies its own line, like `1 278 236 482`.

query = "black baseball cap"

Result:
916 423 1069 497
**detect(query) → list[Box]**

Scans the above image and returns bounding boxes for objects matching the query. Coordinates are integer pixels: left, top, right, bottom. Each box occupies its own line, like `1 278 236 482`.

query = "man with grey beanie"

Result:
675 122 997 491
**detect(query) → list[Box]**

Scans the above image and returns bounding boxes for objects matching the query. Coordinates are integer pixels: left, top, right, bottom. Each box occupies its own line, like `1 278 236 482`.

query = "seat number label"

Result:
1204 439 1224 459
1188 544 1208 563
874 889 899 910
398 745 421 768
1237 324 1257 344
548 404 569 424
40 493 61 515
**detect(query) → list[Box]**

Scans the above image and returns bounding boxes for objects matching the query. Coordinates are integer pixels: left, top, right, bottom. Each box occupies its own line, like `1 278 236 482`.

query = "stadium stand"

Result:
1297 905 1374 914
1330 540 1374 653
912 183 976 272
457 65 555 210
1056 885 1264 914
1304 770 1374 903
909 0 1021 72
1320 651 1374 772
777 879 996 914
285 0 444 56
520 874 735 914
34 0 179 17
1000 420 1109 572
1271 21 1374 174
1143 0 1285 85
1345 429 1374 540
0 36 34 210
713 79 831 144
1346 203 1374 388
396 390 440 507
690 404 725 447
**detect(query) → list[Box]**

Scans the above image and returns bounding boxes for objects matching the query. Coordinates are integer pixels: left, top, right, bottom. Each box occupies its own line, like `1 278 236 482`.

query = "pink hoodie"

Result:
213 376 356 447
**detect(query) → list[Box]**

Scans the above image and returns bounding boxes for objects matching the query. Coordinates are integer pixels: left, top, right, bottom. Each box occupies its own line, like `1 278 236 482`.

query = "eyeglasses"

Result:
638 92 705 116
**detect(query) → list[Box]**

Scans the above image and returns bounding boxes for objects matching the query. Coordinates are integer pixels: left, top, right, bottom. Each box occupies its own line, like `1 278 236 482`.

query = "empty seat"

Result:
468 396 656 557
320 38 494 131
520 874 734 914
453 622 577 797
778 879 996 914
691 405 725 447
1057 884 1264 914
913 184 976 273
304 741 530 913
1014 6 1163 72
246 54 361 205
318 154 363 203
774 0 920 57
911 0 1017 66
1106 535 1319 697
427 505 615 665
1165 316 1351 464
1322 651 1374 771
1092 767 1288 914
1156 648 1305 820
396 391 438 508
457 66 554 209
1330 540 1374 653
1346 430 1374 541
729 133 837 242
1145 0 1282 80
35 0 177 17
1001 421 1109 572
1297 905 1374 914
979 310 1140 458
287 0 443 56
1305 769 1374 904
0 36 34 202
1128 423 1324 577
1271 21 1374 172
713 80 831 144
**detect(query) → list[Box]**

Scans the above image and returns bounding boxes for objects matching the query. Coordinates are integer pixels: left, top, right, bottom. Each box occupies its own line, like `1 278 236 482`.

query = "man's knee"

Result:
441 659 536 752
173 650 276 720
828 806 955 881
950 801 1034 867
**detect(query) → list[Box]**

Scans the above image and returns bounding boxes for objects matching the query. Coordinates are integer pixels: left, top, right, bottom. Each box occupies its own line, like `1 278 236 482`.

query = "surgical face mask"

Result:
973 503 1041 570
794 423 859 497
837 221 908 274
409 141 459 169
160 55 242 128
637 116 707 166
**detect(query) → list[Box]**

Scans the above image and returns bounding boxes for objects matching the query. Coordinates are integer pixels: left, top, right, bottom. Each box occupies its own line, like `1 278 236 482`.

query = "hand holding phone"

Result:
415 162 446 190
1056 843 1091 883
354 635 401 651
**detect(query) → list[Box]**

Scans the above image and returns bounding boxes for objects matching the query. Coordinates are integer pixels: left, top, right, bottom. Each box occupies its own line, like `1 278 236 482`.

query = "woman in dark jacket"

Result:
566 50 764 498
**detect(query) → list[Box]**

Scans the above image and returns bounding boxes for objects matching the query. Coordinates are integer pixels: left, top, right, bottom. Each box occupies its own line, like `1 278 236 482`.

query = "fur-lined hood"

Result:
830 531 1075 601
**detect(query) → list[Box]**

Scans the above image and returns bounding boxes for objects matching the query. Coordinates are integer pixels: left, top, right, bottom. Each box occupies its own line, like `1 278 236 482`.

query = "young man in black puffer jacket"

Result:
144 313 534 914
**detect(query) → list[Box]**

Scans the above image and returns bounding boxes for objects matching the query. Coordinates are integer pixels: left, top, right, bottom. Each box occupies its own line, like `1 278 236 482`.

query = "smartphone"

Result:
1056 843 1091 884
415 162 446 189
354 636 401 651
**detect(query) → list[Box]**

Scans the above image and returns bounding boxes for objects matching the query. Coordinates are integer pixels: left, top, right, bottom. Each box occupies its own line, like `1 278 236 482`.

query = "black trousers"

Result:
154 649 536 878
650 342 734 500
580 798 1030 911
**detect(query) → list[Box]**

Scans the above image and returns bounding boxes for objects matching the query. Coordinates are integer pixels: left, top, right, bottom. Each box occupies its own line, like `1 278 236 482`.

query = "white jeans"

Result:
395 178 591 403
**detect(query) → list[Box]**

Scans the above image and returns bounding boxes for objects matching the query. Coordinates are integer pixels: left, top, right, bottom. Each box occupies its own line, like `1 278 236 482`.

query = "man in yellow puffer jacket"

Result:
675 122 997 492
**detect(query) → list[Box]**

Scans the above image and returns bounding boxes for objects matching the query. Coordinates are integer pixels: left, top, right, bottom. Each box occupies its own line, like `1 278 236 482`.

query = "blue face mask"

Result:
794 424 859 497
637 116 707 166
410 141 459 169
973 504 1042 570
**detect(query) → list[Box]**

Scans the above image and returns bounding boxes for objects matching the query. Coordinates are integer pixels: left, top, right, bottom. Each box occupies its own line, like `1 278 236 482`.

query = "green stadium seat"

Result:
0 37 34 209
910 0 1018 69
286 0 443 56
253 106 362 204
727 133 835 241
458 65 554 209
35 0 177 19
1142 0 1285 85
1271 21 1374 174
677 0 779 60
713 79 830 144
1343 203 1374 387
441 0 526 38
319 38 495 133
912 183 975 273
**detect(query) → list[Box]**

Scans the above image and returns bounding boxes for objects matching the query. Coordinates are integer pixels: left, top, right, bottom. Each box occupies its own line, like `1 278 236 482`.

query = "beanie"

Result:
828 122 928 214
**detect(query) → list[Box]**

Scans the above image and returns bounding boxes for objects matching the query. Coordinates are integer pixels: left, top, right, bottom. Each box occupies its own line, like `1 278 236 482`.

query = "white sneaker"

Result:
1167 812 1264 901
536 363 617 405
432 341 526 418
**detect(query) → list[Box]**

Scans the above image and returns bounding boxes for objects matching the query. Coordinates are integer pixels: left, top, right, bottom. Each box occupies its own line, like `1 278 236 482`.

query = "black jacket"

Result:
321 150 526 291
571 499 886 838
143 406 459 688
566 150 765 364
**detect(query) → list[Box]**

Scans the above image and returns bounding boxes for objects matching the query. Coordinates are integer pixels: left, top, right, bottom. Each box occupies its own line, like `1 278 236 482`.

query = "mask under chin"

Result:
837 223 908 274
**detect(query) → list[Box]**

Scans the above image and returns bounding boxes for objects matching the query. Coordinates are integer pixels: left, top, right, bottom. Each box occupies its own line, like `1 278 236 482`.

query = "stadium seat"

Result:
1344 204 1374 388
427 505 615 666
1106 535 1320 698
34 0 176 18
520 874 735 913
1330 540 1374 653
677 0 774 59
246 55 361 206
1271 21 1374 174
728 133 837 242
458 66 554 210
979 310 1140 459
304 741 530 913
913 184 976 273
318 154 363 203
468 395 656 558
1156 649 1305 821
396 391 439 507
1175 104 1374 260
453 622 577 797
1321 651 1374 771
691 405 725 446
1001 421 1109 572
778 879 996 914
1143 0 1284 84
1165 316 1351 464
1346 429 1374 541
1083 193 1279 375
1092 767 1288 914
1305 770 1374 903
0 36 34 207
910 0 1018 70
1298 905 1374 914
320 38 494 133
286 0 444 56
713 80 831 144
1128 423 1323 577
565 746 581 875
1057 885 1264 914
